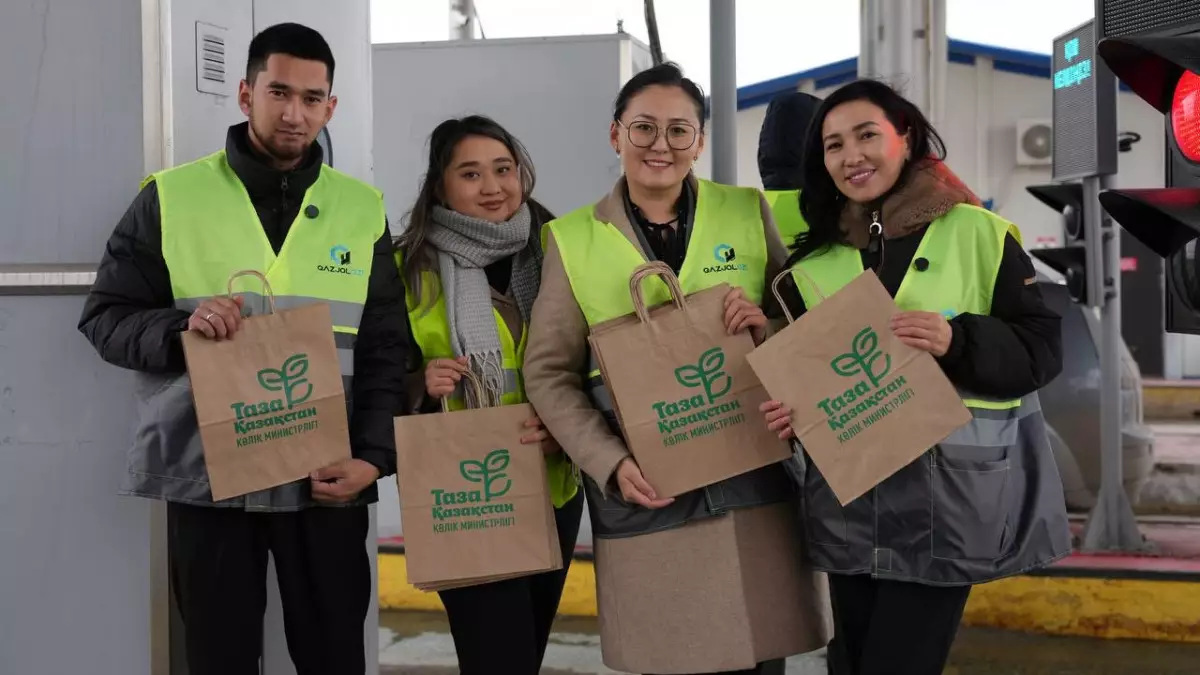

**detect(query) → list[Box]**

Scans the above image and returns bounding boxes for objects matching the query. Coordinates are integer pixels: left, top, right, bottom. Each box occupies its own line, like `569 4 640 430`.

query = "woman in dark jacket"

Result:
760 79 1071 675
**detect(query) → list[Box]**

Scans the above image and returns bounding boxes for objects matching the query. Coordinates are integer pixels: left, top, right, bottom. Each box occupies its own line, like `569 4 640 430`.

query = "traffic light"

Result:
1096 30 1200 333
1027 183 1095 304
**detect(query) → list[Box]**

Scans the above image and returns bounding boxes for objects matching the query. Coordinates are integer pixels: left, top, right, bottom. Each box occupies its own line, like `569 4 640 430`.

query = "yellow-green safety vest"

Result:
152 150 383 370
398 258 579 509
788 204 1072 584
762 189 809 246
131 149 384 510
545 178 795 539
790 203 1023 411
547 179 768 327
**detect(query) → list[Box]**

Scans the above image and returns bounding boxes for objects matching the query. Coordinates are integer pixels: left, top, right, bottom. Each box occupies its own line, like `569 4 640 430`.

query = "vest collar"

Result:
593 173 701 256
224 122 323 205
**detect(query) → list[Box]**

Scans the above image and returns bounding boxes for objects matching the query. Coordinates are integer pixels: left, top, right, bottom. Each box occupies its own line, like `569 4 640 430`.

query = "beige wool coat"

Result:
523 176 832 673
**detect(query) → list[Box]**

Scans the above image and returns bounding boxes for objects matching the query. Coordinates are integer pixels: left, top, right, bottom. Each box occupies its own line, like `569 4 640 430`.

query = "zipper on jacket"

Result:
867 210 884 272
280 175 290 210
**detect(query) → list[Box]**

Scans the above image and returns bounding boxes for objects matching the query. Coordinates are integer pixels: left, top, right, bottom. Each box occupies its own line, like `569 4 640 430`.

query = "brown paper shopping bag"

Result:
394 372 562 592
746 268 972 505
587 262 792 499
181 270 351 501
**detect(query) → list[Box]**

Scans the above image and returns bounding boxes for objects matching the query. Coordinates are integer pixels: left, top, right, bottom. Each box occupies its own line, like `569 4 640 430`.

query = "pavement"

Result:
1148 422 1200 469
1136 423 1200 516
377 611 1200 674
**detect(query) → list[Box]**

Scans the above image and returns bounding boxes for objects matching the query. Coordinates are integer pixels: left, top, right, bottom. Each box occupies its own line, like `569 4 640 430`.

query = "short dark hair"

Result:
613 62 707 130
246 23 335 88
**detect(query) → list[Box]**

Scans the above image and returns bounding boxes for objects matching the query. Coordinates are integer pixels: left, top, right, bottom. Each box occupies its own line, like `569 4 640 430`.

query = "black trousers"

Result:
167 502 372 675
437 489 585 674
826 574 971 675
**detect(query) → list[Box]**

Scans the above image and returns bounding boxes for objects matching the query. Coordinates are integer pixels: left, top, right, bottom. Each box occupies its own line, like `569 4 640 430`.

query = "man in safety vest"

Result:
757 91 822 246
78 23 409 675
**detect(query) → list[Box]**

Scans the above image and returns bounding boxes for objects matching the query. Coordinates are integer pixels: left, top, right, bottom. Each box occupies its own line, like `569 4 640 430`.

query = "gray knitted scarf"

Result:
426 203 542 408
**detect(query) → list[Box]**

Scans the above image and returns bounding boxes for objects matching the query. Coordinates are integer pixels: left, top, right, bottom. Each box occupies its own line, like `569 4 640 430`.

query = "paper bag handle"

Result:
226 270 278 314
629 261 688 325
770 264 827 325
439 368 489 413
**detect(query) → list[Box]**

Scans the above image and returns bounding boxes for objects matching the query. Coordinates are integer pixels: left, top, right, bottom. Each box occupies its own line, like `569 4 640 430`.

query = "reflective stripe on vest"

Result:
549 180 793 538
762 189 809 245
790 203 1022 412
155 150 382 379
398 257 580 508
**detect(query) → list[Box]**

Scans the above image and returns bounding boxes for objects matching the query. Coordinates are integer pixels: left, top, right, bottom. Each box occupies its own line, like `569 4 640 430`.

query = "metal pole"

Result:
927 0 948 129
859 0 879 79
450 0 476 40
1081 174 1147 552
709 0 737 185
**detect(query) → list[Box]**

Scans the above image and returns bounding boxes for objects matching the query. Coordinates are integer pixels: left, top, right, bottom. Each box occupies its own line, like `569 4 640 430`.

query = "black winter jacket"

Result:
78 123 409 477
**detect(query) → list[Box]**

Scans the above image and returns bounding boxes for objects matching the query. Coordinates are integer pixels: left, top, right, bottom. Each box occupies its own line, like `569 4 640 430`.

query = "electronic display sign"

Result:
1052 20 1118 181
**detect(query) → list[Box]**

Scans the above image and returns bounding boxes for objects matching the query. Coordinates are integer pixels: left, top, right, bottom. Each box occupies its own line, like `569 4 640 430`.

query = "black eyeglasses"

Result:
617 120 699 150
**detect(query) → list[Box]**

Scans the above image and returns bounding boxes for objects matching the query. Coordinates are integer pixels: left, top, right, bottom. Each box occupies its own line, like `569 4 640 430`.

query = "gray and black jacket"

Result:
78 123 410 511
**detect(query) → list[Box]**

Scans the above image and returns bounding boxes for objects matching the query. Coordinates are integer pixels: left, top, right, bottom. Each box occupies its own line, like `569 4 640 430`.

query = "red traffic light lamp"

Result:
1096 34 1200 258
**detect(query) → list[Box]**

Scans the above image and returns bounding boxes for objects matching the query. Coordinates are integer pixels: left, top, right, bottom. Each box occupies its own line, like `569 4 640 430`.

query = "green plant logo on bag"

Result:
818 327 915 443
229 353 321 447
651 347 747 448
430 449 517 534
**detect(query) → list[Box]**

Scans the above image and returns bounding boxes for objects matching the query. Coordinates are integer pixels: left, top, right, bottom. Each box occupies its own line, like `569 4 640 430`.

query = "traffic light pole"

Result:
1081 174 1148 553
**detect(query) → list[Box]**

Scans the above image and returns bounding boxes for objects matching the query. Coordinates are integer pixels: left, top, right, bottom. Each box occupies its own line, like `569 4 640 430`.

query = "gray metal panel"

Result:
164 0 252 167
0 0 144 265
0 296 152 675
372 35 630 225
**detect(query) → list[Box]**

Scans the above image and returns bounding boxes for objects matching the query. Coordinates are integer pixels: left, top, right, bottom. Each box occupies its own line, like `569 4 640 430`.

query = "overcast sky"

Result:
370 0 1096 92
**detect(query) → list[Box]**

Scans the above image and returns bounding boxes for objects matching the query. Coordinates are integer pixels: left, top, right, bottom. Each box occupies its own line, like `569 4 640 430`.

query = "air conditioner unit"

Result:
1016 119 1053 166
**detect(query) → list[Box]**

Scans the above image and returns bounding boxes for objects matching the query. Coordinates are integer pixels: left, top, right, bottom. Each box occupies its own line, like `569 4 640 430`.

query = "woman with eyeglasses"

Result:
522 62 831 675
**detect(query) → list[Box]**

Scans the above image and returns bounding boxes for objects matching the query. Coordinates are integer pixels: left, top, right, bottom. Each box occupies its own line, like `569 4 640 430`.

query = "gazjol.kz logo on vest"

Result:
231 353 321 447
653 347 747 447
318 244 365 277
818 327 915 443
704 243 749 274
430 449 517 534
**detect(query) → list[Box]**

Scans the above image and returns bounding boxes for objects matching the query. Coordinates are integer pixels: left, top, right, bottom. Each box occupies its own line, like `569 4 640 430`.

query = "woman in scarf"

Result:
394 115 583 675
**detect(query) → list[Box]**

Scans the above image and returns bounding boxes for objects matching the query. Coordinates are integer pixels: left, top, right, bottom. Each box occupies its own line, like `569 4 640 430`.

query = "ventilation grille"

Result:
1100 0 1200 38
195 22 229 96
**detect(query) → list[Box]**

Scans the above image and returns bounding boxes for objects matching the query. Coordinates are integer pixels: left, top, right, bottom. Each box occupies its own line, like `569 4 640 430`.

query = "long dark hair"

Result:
396 115 548 312
787 79 946 267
